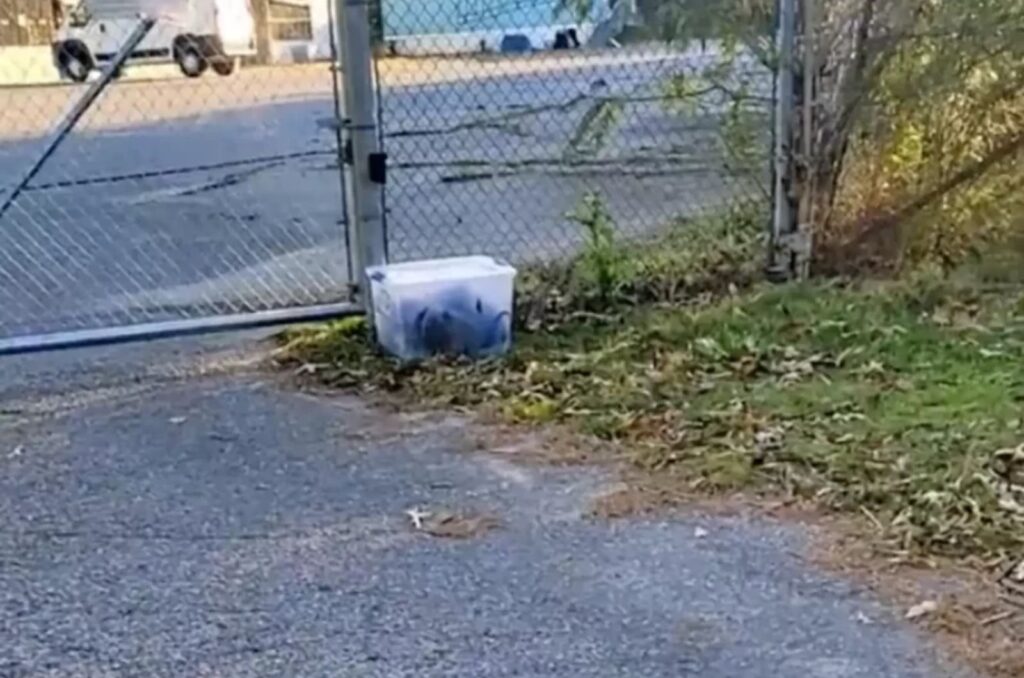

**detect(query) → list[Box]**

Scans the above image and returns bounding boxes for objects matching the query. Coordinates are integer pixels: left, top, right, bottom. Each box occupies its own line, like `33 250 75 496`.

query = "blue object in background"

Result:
380 0 604 37
499 33 533 53
399 286 511 358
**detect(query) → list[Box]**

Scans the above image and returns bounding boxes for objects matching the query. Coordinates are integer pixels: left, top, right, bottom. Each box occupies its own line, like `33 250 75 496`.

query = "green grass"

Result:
280 277 1024 565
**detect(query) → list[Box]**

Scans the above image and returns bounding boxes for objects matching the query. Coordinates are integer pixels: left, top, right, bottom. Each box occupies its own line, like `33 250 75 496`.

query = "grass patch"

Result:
280 276 1024 566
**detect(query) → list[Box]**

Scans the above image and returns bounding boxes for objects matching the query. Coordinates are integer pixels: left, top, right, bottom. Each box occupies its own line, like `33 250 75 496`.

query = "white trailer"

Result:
52 0 256 81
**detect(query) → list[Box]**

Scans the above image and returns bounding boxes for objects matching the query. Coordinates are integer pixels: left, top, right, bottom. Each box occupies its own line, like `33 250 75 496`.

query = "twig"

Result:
567 310 620 323
860 504 885 531
1000 577 1024 597
998 593 1024 610
979 610 1016 626
997 557 1023 583
895 129 1024 224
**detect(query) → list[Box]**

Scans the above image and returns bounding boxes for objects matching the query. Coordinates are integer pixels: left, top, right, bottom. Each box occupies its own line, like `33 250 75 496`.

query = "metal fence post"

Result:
768 0 804 280
336 0 387 306
797 0 817 280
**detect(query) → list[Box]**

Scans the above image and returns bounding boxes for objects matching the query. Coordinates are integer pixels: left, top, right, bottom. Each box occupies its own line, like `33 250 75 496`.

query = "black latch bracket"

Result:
368 152 387 185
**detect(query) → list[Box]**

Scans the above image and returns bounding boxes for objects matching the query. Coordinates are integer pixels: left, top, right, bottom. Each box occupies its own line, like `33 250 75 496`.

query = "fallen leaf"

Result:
420 510 500 539
1009 559 1024 583
295 363 324 376
856 360 886 377
406 507 430 530
906 600 938 621
979 610 1015 626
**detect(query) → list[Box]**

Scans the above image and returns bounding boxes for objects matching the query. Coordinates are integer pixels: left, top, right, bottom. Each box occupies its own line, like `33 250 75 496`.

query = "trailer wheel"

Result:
211 58 235 76
56 41 92 83
174 38 207 78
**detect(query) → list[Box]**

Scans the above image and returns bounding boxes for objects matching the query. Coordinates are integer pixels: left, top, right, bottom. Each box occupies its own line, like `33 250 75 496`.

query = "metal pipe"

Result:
769 0 798 278
326 0 354 286
0 302 362 356
0 18 156 222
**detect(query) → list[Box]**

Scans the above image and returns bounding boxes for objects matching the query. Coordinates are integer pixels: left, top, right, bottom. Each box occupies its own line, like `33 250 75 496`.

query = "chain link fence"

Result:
376 0 774 266
0 4 352 346
0 0 776 349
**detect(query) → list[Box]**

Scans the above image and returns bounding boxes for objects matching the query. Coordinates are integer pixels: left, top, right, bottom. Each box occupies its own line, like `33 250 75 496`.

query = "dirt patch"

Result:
582 467 1024 677
470 421 618 468
808 520 1024 678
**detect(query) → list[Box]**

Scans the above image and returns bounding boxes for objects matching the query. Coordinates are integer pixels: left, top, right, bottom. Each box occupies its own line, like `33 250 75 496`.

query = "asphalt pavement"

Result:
0 333 976 677
0 50 766 342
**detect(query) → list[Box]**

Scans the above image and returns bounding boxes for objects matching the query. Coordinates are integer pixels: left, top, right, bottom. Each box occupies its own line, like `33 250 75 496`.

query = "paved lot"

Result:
0 50 767 341
0 335 974 677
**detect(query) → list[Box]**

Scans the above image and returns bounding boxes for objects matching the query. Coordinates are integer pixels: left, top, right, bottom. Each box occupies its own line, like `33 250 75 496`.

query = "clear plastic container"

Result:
366 256 517 360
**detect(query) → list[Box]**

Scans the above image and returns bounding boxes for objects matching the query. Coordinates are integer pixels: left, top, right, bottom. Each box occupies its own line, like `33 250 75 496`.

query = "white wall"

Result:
382 23 596 56
272 0 605 61
0 46 57 86
268 0 332 63
308 0 332 59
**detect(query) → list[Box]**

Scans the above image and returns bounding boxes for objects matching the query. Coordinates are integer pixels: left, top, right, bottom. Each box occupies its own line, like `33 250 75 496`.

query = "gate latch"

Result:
368 152 387 185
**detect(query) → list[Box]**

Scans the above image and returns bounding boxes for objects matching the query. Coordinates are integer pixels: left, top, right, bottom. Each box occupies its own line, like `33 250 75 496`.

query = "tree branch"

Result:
892 128 1024 227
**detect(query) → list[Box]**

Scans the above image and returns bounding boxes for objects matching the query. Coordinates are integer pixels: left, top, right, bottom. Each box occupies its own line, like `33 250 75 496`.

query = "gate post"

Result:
768 0 806 280
335 0 387 306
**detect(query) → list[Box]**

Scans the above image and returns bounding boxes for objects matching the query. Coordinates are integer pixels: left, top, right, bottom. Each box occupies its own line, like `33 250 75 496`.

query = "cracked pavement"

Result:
0 334 976 677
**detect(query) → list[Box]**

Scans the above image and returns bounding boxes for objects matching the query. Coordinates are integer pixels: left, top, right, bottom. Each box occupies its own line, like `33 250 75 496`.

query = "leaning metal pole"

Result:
0 17 156 222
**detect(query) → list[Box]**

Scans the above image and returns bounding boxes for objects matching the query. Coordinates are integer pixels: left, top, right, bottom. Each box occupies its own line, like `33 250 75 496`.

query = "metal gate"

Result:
0 0 775 353
0 10 359 353
373 0 774 266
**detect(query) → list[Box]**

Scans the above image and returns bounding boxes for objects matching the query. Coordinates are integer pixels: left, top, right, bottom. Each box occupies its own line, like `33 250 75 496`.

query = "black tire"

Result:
174 38 207 78
56 41 92 83
211 58 235 76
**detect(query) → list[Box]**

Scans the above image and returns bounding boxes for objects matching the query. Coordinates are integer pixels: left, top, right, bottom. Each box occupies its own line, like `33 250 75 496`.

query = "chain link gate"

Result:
372 0 774 267
0 4 359 353
0 0 775 353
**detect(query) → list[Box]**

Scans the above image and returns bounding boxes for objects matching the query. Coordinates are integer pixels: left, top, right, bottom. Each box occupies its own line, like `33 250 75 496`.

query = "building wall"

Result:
380 0 589 36
379 0 609 54
0 0 55 47
264 0 613 62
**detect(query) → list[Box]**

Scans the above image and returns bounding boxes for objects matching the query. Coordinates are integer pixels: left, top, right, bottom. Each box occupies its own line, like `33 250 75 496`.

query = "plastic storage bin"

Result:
367 256 517 361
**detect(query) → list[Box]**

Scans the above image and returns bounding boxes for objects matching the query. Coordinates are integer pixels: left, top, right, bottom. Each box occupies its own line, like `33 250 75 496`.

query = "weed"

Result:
517 199 766 331
567 192 626 302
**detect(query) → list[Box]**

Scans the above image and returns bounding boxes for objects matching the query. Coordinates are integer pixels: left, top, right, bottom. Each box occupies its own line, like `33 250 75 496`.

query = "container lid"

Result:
367 256 516 286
